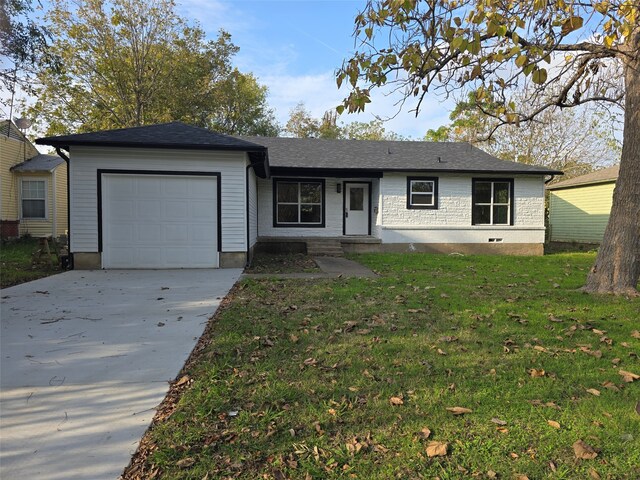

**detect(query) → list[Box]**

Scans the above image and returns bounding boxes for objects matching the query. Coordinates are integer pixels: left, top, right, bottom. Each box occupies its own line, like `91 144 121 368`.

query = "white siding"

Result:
257 177 379 238
379 173 545 244
69 146 247 253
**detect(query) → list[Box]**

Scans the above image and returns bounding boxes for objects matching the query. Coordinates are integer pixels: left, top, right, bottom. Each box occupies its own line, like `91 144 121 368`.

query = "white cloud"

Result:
259 69 454 138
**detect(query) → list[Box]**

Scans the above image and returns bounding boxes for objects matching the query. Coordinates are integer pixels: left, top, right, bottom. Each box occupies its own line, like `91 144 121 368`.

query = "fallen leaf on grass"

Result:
586 388 601 396
176 457 195 468
439 335 458 342
425 441 448 457
619 369 639 382
573 439 598 459
486 470 497 479
419 427 431 439
175 375 190 386
389 396 404 406
547 420 561 429
515 475 530 480
631 330 640 339
602 380 619 391
491 417 507 426
589 468 602 479
635 402 640 415
446 406 472 415
529 368 546 378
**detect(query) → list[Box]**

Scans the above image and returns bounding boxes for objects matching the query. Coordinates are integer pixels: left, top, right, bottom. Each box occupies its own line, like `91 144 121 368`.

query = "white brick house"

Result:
37 122 560 269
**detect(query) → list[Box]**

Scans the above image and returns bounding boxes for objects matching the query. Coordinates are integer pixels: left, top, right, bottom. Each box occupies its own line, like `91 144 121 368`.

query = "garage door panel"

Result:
164 225 190 243
138 224 163 242
165 200 189 218
138 179 162 195
110 223 134 242
190 201 215 219
110 177 135 195
138 199 163 219
163 178 189 195
191 224 216 241
102 175 218 268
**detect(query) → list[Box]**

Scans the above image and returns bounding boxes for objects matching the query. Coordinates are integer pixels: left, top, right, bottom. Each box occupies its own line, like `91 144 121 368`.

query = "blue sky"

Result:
175 0 455 138
0 0 454 137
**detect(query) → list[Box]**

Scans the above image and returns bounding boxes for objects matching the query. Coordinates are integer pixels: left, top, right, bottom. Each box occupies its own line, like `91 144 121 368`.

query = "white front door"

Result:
344 183 369 235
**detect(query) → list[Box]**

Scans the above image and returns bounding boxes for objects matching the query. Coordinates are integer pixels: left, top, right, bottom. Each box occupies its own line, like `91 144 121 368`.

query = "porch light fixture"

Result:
336 183 342 193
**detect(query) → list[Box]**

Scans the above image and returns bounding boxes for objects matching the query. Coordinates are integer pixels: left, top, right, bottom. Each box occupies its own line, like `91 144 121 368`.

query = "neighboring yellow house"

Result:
1 120 68 239
547 165 619 244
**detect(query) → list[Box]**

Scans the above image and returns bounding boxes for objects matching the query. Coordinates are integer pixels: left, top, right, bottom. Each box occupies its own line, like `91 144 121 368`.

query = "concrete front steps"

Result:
306 238 344 257
255 236 382 256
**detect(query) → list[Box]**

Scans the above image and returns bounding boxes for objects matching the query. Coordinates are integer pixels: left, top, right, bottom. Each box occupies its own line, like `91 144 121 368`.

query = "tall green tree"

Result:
27 0 278 136
284 103 342 139
1 0 58 113
338 0 639 295
285 102 403 140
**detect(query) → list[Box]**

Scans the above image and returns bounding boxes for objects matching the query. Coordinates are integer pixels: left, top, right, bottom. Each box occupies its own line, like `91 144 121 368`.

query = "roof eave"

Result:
271 166 562 176
547 178 617 190
34 139 268 152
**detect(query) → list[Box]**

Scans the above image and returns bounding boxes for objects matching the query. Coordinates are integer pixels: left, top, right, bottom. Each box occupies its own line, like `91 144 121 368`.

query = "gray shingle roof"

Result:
241 136 561 175
36 122 266 151
10 154 65 172
1 120 27 141
546 165 619 190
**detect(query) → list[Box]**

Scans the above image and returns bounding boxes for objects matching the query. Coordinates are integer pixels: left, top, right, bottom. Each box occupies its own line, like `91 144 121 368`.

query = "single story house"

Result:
36 122 561 269
547 165 619 244
1 120 68 239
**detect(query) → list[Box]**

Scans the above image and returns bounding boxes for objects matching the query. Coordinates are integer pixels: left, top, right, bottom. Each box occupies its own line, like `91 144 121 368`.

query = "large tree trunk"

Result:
583 37 640 295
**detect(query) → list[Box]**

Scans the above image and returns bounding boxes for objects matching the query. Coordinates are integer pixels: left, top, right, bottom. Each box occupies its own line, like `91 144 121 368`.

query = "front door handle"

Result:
345 210 349 218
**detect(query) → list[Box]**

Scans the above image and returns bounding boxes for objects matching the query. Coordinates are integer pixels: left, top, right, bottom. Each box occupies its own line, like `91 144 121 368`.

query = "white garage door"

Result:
102 174 219 268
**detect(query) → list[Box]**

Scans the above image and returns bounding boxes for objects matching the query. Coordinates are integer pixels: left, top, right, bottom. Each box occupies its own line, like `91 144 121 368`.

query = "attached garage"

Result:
100 173 220 268
36 122 269 269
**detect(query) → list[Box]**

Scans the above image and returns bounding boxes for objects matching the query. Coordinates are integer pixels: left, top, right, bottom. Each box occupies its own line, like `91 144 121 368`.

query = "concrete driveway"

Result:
0 269 241 479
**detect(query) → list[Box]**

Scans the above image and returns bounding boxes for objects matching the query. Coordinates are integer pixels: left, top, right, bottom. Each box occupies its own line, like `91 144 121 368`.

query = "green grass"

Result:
142 253 639 479
0 238 61 288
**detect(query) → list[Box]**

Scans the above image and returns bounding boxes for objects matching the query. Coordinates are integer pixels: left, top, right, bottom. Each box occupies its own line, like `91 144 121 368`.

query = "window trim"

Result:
272 178 326 228
471 178 515 226
20 178 48 220
406 176 439 210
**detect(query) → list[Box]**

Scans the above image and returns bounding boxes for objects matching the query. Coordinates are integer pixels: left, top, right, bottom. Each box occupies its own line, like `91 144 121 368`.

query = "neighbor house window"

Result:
273 179 325 227
472 179 513 225
21 180 46 219
407 177 438 209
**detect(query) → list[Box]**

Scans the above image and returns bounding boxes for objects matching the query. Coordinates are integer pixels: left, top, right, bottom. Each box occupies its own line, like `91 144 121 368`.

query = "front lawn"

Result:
126 253 639 479
0 238 61 288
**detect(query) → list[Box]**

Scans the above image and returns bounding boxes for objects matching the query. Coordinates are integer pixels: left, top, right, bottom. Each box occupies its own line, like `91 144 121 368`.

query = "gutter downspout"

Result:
544 175 556 185
55 147 72 269
245 157 265 268
52 169 56 238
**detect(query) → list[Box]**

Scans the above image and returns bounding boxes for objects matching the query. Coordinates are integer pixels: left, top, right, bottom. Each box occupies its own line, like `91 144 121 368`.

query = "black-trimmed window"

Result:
21 179 46 219
472 179 514 225
273 179 325 227
407 176 438 209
